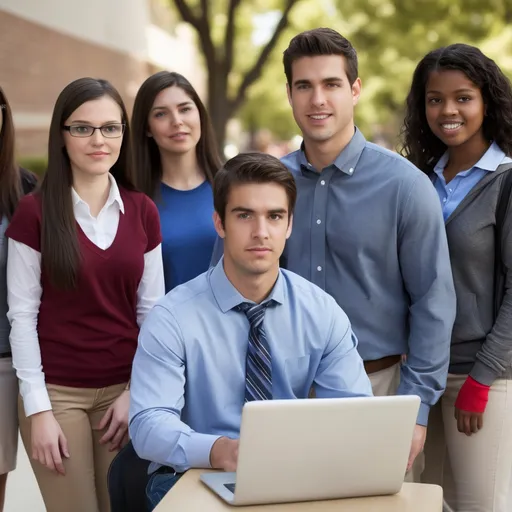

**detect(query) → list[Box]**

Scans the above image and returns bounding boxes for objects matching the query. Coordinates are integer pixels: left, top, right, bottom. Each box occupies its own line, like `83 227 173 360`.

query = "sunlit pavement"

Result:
5 434 45 511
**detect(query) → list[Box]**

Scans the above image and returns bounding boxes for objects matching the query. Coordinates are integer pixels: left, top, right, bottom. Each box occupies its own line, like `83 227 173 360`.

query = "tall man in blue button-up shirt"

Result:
129 153 372 508
280 28 456 478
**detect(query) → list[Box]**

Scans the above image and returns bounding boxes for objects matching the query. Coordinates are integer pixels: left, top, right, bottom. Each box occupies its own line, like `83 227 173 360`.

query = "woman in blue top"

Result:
401 44 512 512
132 72 222 292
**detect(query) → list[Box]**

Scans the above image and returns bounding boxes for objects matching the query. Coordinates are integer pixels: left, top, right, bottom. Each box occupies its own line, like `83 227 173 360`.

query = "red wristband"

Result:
454 376 490 413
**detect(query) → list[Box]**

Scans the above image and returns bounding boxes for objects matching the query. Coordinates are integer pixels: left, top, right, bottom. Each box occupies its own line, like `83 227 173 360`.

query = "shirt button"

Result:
348 168 354 174
320 180 326 186
316 219 321 225
448 188 453 193
443 198 447 203
317 266 322 272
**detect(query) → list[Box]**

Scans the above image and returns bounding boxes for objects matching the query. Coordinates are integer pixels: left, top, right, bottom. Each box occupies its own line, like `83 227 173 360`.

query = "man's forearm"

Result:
129 409 221 473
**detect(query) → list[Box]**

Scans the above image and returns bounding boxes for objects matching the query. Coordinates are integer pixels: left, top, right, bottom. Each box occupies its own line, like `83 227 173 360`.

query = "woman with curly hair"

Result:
401 43 512 512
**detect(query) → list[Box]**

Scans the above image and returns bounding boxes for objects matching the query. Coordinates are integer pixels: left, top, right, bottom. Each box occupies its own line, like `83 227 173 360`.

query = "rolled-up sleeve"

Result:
129 304 220 472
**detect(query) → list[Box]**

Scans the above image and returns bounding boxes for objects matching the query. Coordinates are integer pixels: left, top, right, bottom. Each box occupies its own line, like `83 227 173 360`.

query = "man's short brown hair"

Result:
283 28 358 88
213 152 297 224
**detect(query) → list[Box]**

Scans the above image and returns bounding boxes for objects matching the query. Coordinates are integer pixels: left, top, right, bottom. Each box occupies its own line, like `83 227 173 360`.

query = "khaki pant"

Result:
422 374 512 512
369 362 424 483
18 382 127 512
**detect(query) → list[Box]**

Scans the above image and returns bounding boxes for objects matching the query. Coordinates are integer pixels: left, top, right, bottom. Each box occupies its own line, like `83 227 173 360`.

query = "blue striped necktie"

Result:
236 301 274 402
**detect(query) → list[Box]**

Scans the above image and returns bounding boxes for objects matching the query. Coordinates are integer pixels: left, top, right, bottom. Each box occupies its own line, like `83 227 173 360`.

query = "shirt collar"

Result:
434 142 507 176
298 127 366 176
209 256 285 313
71 173 125 213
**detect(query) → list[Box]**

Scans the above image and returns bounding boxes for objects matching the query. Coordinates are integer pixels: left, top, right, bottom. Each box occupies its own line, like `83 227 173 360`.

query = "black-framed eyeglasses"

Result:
63 123 126 138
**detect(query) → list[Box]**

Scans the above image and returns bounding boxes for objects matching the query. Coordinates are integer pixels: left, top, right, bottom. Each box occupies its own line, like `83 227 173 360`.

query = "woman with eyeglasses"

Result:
0 87 38 511
131 71 222 292
5 77 164 512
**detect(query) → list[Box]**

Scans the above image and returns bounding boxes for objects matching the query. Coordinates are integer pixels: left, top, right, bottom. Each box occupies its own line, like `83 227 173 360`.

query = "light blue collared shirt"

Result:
433 142 512 220
129 259 372 473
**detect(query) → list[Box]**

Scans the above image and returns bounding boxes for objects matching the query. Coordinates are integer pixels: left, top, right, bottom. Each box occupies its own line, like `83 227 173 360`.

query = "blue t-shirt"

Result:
156 181 217 293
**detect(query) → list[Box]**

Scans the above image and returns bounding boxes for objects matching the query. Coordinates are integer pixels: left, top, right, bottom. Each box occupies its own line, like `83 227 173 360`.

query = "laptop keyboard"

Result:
224 483 236 493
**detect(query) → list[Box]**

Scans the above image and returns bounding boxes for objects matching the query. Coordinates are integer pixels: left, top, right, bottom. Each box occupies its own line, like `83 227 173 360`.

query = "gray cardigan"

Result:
446 164 512 384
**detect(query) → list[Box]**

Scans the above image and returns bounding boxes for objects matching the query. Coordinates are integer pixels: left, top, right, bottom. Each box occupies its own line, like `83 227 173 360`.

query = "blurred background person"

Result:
0 87 37 511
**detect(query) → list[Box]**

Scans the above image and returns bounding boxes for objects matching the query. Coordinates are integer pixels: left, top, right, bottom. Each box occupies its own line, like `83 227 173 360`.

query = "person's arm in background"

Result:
314 296 373 399
135 244 165 327
129 304 221 473
397 171 456 467
454 195 512 435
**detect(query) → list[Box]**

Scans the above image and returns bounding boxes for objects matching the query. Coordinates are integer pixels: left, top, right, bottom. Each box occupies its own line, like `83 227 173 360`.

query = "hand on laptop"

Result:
210 437 239 472
407 424 427 471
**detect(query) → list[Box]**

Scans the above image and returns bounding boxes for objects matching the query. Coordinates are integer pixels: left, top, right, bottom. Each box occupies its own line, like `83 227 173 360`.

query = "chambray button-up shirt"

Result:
280 128 456 425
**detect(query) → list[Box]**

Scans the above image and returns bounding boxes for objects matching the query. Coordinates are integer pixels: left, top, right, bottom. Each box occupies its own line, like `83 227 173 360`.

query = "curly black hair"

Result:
399 43 512 173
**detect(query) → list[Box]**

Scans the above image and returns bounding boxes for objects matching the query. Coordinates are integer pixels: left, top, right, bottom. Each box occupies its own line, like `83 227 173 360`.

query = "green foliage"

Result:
238 0 336 139
172 0 512 144
335 0 512 143
18 156 47 176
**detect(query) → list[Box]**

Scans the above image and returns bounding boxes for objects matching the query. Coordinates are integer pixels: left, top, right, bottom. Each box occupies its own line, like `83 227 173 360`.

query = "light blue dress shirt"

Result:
433 142 512 220
129 259 373 473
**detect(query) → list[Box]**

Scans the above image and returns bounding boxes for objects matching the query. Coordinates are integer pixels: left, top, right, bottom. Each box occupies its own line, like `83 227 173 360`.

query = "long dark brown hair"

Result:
0 86 22 219
41 77 135 290
131 71 222 198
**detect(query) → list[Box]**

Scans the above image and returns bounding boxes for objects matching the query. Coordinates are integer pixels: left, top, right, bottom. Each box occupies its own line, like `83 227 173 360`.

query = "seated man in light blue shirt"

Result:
129 152 373 509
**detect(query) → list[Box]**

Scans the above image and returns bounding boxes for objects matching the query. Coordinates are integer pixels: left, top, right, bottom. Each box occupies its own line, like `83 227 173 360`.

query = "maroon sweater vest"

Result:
6 188 161 387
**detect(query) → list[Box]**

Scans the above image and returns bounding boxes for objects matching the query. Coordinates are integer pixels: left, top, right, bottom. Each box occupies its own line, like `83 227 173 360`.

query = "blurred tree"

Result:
170 0 302 151
334 0 512 145
171 0 512 150
239 0 512 145
238 1 335 143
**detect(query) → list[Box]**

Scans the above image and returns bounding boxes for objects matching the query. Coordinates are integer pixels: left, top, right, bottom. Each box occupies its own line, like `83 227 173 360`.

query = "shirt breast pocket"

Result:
284 355 311 398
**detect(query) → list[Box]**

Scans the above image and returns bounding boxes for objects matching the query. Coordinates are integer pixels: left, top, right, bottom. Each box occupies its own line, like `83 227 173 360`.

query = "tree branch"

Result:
200 0 209 24
231 0 299 111
172 0 217 73
173 0 199 27
224 0 243 75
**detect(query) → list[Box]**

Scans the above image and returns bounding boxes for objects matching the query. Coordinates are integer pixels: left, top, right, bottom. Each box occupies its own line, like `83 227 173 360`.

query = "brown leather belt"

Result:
364 354 401 375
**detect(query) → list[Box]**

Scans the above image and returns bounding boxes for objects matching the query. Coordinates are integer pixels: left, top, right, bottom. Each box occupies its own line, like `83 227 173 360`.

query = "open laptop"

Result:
200 395 420 506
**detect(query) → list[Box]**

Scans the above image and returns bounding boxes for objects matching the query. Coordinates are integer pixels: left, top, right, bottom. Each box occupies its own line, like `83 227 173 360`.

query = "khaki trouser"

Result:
422 374 512 512
368 362 424 483
18 382 127 512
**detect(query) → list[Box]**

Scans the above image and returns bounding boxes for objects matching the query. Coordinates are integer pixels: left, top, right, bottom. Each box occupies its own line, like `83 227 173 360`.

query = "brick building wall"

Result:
0 9 155 157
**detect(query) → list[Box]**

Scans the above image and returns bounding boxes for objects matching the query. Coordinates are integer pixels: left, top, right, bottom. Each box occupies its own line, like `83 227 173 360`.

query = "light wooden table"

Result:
155 470 443 511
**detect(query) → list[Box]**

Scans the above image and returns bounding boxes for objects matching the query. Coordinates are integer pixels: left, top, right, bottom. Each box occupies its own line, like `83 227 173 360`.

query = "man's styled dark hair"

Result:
283 28 358 88
213 152 297 224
